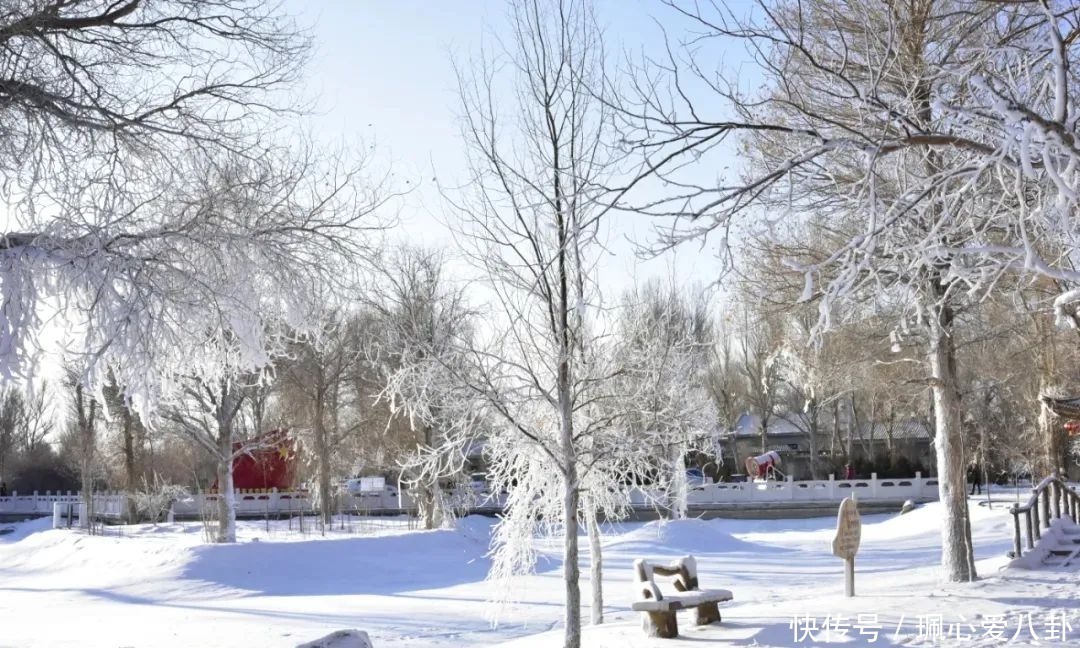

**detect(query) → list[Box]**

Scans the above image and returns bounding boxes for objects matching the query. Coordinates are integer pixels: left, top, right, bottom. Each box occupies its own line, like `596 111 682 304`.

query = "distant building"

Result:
725 412 932 480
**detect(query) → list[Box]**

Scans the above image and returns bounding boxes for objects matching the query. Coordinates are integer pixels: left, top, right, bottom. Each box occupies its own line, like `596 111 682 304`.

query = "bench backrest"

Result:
633 555 700 601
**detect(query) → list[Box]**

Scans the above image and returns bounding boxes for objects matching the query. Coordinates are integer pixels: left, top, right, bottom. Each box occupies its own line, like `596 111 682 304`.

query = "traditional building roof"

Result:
1042 396 1080 420
730 412 930 441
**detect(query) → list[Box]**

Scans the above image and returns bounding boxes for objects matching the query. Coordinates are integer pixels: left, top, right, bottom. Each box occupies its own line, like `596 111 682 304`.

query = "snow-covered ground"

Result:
0 496 1076 647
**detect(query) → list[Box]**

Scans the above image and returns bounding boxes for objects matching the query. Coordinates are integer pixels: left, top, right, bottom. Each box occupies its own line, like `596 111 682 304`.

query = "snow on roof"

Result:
1042 395 1080 420
732 412 804 438
858 419 931 440
730 412 930 441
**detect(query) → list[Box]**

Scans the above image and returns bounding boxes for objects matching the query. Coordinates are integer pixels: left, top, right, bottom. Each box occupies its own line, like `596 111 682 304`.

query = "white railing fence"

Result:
0 473 939 521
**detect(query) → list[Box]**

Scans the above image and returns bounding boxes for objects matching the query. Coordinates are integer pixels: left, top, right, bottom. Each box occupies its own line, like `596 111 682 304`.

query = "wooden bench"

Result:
631 556 732 638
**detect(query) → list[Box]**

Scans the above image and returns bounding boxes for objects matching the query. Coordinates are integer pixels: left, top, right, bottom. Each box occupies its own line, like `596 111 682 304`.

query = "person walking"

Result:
843 463 855 480
967 463 983 495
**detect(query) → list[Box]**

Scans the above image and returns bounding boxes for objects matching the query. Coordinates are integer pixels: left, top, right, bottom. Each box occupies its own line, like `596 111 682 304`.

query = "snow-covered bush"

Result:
130 476 189 525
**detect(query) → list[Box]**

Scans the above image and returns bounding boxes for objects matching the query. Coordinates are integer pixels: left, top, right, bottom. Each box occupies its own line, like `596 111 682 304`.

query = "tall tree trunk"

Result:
759 415 768 455
928 302 976 582
417 424 439 530
671 445 688 519
81 455 94 532
807 399 820 480
314 394 334 527
558 350 581 647
216 431 236 543
584 499 603 625
1037 382 1065 478
846 395 857 461
418 482 437 530
559 387 581 648
74 382 97 533
830 399 840 460
121 406 138 523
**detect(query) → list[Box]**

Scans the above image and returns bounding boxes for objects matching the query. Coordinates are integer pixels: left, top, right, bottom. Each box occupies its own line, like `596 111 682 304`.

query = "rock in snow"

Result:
296 629 373 648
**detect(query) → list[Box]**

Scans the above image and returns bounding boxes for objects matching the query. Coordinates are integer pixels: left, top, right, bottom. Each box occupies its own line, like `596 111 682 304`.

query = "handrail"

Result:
1009 471 1080 559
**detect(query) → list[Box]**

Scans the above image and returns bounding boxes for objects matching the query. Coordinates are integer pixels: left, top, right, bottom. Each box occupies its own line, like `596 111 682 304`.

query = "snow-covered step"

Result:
1043 547 1080 568
1009 517 1080 570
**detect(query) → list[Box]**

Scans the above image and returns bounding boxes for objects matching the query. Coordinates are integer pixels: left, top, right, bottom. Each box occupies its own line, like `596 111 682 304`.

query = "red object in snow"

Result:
1066 421 1080 437
744 451 782 479
211 430 299 492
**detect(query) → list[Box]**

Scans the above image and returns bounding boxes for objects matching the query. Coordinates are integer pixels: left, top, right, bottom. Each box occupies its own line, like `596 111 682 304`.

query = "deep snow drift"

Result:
0 497 1076 647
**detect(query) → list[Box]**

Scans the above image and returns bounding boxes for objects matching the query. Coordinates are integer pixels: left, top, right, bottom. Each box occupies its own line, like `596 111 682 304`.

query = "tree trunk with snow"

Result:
121 406 139 523
585 498 604 625
69 378 98 533
927 301 976 582
215 430 237 543
807 399 820 480
1037 383 1065 478
557 198 582 648
560 435 581 647
314 396 334 528
670 445 688 519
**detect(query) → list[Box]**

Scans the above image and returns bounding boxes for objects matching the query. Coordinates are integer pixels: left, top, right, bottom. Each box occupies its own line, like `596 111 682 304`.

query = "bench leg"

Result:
695 601 721 626
641 610 679 638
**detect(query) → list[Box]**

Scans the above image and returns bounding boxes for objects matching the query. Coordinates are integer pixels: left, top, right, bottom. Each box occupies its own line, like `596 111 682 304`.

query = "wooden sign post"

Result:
831 494 861 597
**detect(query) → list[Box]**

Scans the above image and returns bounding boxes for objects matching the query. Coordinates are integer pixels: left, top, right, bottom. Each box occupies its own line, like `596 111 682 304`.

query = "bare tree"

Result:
0 2 391 427
66 368 99 531
618 0 1059 582
0 1 308 170
163 372 265 543
615 280 716 518
103 373 147 521
367 247 481 530
0 387 23 481
278 312 366 528
734 305 786 456
445 1 631 643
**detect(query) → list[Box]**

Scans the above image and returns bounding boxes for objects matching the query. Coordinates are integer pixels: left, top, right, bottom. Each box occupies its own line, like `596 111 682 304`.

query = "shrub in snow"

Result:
296 629 372 648
131 476 189 525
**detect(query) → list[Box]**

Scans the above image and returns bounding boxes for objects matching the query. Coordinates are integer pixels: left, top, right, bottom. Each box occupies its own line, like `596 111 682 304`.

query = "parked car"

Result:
469 472 490 495
343 476 392 496
686 468 710 490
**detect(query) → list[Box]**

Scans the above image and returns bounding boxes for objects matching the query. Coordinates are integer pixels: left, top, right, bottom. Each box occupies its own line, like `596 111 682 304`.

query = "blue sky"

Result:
282 0 760 296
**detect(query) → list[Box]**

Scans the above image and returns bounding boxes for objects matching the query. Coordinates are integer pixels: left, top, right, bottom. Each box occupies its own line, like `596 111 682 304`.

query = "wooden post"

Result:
1053 482 1061 521
1033 502 1041 540
1011 509 1022 558
1041 488 1051 529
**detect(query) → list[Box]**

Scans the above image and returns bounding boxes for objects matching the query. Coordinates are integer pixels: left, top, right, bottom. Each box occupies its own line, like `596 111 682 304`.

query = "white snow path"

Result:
0 498 1076 647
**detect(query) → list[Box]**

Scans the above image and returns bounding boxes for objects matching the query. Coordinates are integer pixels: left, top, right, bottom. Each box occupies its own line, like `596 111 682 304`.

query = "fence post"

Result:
1041 488 1051 530
1026 509 1035 550
1028 501 1036 542
870 473 879 499
1052 482 1062 521
1011 508 1022 558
